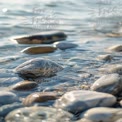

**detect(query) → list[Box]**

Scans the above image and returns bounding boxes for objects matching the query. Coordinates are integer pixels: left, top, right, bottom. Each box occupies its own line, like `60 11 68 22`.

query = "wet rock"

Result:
53 42 77 50
15 58 63 79
11 81 38 91
54 90 116 114
5 106 74 122
0 103 23 117
79 107 122 122
23 92 58 106
120 100 122 107
91 74 122 95
21 46 57 54
100 64 122 75
116 118 122 122
0 92 19 106
97 54 113 61
108 45 122 52
11 31 67 44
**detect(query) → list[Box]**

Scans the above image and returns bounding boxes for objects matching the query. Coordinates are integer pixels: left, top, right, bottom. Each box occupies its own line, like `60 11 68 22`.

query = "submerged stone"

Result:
14 58 63 79
108 45 122 52
54 90 116 114
21 46 57 54
97 54 113 61
11 31 67 44
53 42 77 50
91 74 122 95
5 106 74 122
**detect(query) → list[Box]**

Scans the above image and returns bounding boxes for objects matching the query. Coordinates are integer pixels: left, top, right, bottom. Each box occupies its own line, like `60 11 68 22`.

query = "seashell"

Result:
23 92 58 106
14 58 63 79
11 31 67 44
21 46 56 54
11 81 38 91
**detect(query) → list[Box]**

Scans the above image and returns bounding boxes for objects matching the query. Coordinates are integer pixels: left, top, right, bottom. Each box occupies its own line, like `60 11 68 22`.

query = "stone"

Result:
5 106 74 122
23 92 58 106
120 100 122 107
108 45 122 52
11 81 38 91
79 107 122 122
21 46 57 54
14 58 63 79
100 64 122 75
53 42 77 50
0 103 23 117
97 54 113 61
11 31 67 44
0 92 19 106
54 90 116 114
91 74 122 95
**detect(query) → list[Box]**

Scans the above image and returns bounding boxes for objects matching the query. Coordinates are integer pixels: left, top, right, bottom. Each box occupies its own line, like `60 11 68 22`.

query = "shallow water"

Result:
0 0 122 97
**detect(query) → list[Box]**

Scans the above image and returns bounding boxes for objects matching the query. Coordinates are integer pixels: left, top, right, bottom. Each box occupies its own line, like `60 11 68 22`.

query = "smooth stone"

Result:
0 92 19 106
100 64 122 75
5 106 74 122
53 42 77 50
14 58 63 79
97 54 113 61
120 100 122 107
23 92 58 106
0 103 23 117
115 118 122 122
91 74 122 95
79 107 122 122
54 90 116 114
11 81 38 91
108 45 122 52
21 46 57 54
11 31 67 44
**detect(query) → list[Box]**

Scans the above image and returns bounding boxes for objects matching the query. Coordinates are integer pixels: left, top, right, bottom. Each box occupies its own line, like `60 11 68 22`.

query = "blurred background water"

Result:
0 0 122 91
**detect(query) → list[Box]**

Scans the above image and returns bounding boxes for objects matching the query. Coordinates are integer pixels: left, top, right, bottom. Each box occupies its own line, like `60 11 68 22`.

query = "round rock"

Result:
14 58 63 79
21 46 56 54
79 107 122 122
23 92 58 106
54 90 116 114
97 54 113 61
91 74 122 95
11 31 67 44
5 106 74 122
0 92 19 106
108 45 122 52
53 42 77 50
11 81 38 91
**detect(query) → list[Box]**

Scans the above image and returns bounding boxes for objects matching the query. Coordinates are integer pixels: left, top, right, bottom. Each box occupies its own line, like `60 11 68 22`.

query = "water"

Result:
0 0 122 93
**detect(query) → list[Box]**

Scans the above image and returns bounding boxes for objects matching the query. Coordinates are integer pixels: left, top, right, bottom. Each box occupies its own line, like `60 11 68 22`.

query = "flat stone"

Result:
21 46 57 54
0 92 19 106
91 74 122 95
54 90 116 114
0 103 23 117
11 81 38 91
14 58 63 79
5 106 74 122
23 92 58 106
108 45 122 52
97 54 113 61
79 107 122 122
53 42 77 50
11 31 67 44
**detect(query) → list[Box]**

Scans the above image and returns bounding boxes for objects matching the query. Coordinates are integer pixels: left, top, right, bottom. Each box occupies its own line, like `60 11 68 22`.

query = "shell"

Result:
11 81 38 91
11 31 67 44
21 46 56 54
23 92 58 106
14 58 63 79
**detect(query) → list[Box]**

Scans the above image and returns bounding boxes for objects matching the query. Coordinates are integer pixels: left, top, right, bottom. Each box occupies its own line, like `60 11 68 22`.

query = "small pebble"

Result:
108 44 122 52
97 54 113 61
21 46 57 54
23 92 59 106
11 81 38 91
